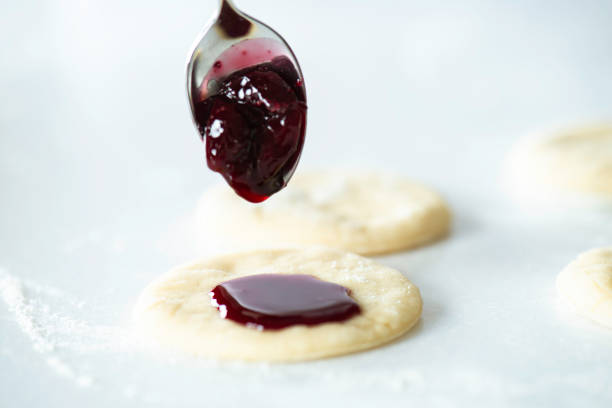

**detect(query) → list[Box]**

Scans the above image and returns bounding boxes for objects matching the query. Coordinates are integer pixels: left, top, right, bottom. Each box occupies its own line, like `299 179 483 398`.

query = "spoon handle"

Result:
217 0 252 38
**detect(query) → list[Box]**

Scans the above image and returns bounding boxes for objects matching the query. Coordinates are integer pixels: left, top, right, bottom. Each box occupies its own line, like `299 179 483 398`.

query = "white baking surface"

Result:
2 1 612 406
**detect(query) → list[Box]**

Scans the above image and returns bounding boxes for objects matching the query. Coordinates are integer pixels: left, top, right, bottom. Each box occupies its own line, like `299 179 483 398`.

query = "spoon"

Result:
184 0 308 203
186 0 305 121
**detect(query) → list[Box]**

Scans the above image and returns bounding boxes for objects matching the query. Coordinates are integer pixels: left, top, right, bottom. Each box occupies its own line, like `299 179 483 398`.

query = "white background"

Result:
1 0 612 406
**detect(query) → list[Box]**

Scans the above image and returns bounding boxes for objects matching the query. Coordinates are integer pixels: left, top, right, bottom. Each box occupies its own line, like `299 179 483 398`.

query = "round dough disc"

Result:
133 247 423 362
557 247 612 328
505 123 612 206
196 170 451 256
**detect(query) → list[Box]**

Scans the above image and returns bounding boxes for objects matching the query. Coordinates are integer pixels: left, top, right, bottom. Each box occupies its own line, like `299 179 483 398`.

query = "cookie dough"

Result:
133 247 423 361
505 123 612 206
196 170 451 256
556 247 612 328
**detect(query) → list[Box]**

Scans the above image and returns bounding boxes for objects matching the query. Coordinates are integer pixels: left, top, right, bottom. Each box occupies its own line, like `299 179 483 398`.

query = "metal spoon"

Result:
185 0 305 125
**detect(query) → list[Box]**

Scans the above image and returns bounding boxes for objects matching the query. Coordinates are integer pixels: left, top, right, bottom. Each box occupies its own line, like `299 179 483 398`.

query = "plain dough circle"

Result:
196 170 451 256
505 122 612 206
133 247 423 362
556 247 612 328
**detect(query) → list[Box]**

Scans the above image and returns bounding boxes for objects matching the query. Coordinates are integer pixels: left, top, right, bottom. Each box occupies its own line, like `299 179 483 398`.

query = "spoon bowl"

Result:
185 0 308 203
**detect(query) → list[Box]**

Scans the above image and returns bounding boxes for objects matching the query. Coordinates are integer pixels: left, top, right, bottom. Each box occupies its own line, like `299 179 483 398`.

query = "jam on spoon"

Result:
186 1 307 203
194 54 306 203
209 274 361 330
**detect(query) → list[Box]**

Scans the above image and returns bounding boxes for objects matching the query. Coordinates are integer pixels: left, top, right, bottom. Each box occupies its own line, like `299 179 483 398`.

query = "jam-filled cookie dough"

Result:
557 247 612 329
196 170 451 256
133 247 422 361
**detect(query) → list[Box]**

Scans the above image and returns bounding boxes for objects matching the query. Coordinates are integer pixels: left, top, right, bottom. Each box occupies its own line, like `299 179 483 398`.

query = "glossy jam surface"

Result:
194 55 306 203
209 274 361 330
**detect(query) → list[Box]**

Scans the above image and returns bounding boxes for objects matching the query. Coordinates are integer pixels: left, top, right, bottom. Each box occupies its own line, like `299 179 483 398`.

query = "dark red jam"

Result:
209 274 361 330
193 51 307 203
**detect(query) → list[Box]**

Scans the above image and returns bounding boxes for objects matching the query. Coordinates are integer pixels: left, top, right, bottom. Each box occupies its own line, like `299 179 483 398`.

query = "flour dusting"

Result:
0 268 137 387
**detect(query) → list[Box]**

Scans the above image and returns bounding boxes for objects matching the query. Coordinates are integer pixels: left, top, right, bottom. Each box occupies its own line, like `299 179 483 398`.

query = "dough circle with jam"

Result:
196 170 451 256
557 247 612 328
133 247 423 362
505 123 612 204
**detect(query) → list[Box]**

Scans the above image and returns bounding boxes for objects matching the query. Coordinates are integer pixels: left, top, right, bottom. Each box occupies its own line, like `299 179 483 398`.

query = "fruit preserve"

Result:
193 53 306 202
209 274 360 330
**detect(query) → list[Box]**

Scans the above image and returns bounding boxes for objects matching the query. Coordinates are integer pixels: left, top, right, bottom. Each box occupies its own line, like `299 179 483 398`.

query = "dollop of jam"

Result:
209 274 361 330
193 55 307 203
